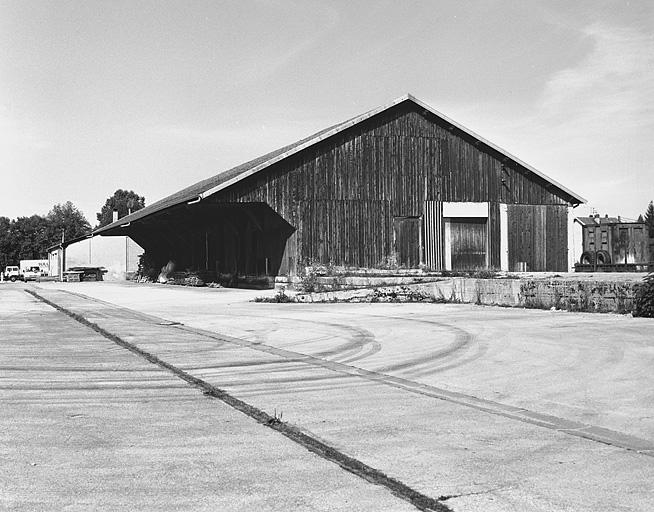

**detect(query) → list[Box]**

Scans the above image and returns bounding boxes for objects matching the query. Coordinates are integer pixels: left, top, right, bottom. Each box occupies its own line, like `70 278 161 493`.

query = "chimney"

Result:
112 210 119 223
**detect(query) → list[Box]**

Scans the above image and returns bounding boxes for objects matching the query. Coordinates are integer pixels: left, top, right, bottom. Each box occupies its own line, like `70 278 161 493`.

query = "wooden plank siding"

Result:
393 217 421 267
546 206 568 271
298 200 392 267
212 102 571 273
507 204 568 272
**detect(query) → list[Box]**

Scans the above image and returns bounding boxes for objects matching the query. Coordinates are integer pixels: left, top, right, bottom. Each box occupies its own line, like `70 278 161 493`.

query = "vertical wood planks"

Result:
216 102 573 272
508 204 568 272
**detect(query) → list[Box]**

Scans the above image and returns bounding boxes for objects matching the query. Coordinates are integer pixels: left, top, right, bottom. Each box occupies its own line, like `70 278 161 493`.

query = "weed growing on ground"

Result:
297 268 322 293
440 269 499 279
471 269 498 279
347 286 444 303
183 275 205 287
254 287 294 303
267 408 284 425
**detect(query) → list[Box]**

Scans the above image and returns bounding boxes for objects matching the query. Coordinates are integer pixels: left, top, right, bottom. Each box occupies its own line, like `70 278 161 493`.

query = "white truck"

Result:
20 259 49 281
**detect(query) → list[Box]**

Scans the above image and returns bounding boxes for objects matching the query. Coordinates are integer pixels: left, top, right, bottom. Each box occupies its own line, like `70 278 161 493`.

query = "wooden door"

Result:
394 217 420 268
449 218 487 270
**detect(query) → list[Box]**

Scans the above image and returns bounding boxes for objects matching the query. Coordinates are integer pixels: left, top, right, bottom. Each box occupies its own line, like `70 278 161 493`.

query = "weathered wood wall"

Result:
507 204 568 272
211 102 572 274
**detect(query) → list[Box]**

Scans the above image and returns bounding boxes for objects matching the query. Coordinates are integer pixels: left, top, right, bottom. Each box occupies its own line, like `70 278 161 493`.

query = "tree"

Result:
644 201 654 238
96 189 145 228
0 202 91 266
0 216 11 269
46 201 91 243
11 215 50 260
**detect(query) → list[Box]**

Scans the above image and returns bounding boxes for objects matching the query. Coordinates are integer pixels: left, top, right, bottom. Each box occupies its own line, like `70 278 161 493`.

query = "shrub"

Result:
183 275 205 287
254 287 294 303
297 268 323 293
351 286 440 303
633 273 654 317
471 269 498 279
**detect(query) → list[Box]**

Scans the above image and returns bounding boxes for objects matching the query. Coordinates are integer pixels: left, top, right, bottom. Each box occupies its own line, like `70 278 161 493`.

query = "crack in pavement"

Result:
26 288 453 512
28 287 654 456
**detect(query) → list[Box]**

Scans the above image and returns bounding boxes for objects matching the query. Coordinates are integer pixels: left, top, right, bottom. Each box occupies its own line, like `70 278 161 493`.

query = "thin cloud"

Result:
228 0 339 85
426 22 654 218
539 22 654 131
528 22 654 216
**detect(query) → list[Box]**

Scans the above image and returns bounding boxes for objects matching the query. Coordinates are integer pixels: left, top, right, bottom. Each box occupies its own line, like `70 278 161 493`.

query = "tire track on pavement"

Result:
28 287 654 458
25 288 453 512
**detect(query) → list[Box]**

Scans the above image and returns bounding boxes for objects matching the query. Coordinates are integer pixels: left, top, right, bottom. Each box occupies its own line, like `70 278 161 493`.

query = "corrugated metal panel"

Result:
423 201 443 270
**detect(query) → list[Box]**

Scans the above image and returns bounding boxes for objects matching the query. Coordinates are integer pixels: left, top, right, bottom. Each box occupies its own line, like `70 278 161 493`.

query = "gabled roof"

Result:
576 216 616 226
95 94 586 235
575 215 639 226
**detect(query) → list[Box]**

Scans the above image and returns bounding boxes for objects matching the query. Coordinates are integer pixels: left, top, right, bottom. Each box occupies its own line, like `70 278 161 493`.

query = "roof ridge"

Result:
94 95 585 236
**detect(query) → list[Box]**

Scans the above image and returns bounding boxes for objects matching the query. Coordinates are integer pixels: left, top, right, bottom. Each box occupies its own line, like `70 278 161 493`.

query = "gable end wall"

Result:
215 103 571 272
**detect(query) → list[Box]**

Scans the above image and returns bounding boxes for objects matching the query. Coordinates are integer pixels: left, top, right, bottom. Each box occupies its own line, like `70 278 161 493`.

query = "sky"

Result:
1 0 653 224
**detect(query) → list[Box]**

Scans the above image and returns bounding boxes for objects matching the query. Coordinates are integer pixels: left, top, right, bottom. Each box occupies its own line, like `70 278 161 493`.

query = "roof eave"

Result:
200 93 586 205
406 96 586 205
94 94 586 230
199 95 413 200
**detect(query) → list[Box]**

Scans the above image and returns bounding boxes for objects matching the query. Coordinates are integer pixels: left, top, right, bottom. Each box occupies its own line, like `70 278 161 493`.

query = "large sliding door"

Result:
446 218 487 270
507 204 568 272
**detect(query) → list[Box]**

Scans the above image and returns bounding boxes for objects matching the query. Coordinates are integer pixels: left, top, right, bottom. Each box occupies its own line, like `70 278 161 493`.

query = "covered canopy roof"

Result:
95 94 586 236
46 232 92 252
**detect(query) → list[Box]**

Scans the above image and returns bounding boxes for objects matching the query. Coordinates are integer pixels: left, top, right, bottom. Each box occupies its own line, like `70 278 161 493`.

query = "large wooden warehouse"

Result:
95 95 585 278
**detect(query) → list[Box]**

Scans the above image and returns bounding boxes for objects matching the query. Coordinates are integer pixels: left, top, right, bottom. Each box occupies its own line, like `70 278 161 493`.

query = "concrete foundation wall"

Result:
295 277 639 314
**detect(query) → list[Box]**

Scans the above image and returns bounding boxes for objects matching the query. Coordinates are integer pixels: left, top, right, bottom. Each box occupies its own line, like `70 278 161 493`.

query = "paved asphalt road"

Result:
0 287 416 511
2 281 654 511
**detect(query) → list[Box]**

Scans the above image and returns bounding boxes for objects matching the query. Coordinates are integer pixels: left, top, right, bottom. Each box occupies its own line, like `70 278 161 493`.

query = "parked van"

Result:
3 266 21 282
